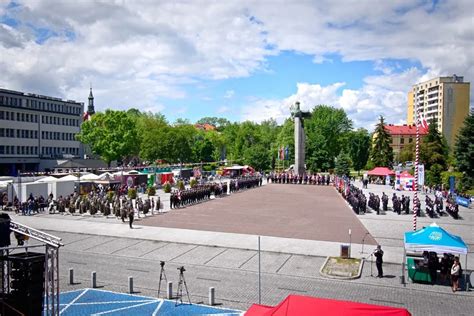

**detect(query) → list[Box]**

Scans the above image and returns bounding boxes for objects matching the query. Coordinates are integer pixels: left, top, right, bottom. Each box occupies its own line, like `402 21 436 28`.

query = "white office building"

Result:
0 88 84 175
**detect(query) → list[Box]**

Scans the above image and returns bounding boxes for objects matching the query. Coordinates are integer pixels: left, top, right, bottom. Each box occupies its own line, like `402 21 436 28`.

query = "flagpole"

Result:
413 109 420 231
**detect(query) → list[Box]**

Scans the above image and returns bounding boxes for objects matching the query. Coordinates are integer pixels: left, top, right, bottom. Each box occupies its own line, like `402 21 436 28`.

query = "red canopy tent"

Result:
246 295 411 316
367 167 395 176
399 171 413 178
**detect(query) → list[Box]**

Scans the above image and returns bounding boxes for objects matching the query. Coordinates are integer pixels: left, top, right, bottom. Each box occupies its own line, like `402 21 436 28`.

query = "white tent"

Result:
34 176 59 183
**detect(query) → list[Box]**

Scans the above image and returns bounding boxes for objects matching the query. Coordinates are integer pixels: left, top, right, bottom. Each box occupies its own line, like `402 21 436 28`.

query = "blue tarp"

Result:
404 223 468 255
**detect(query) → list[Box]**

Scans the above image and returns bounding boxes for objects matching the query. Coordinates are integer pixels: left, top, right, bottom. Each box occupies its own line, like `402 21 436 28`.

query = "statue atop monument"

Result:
291 101 311 175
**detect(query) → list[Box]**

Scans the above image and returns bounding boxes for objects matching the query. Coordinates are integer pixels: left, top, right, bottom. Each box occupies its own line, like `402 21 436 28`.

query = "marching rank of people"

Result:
229 176 262 193
170 184 213 209
268 172 331 185
343 185 367 215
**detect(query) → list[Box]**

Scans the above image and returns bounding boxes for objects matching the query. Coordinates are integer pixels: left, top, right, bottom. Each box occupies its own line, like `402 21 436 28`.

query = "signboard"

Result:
455 196 471 208
449 176 455 193
126 176 134 187
418 164 425 186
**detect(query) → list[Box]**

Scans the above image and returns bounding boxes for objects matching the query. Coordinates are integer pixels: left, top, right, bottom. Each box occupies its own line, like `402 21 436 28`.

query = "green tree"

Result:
196 117 231 130
137 112 169 162
420 120 449 186
454 112 474 191
348 128 371 174
77 110 138 166
335 151 352 177
370 116 393 167
399 142 415 163
305 105 352 171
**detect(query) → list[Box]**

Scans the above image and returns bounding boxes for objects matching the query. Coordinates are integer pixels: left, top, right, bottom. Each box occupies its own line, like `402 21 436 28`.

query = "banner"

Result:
284 146 289 160
449 176 455 193
418 164 425 186
455 196 470 207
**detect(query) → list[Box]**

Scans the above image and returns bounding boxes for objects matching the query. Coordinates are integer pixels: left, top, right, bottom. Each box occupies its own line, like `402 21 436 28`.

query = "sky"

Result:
0 0 472 128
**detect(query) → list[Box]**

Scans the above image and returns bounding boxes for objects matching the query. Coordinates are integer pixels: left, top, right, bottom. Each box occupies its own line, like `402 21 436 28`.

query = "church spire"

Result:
88 84 95 115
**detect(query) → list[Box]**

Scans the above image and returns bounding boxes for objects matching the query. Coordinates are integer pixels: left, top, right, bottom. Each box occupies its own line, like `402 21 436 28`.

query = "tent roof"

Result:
399 171 414 178
245 295 411 316
34 176 59 183
367 167 395 176
55 160 87 169
404 223 468 255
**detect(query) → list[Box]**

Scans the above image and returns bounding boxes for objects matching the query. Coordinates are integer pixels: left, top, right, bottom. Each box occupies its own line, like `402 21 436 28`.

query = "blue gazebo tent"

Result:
403 223 469 289
404 223 468 254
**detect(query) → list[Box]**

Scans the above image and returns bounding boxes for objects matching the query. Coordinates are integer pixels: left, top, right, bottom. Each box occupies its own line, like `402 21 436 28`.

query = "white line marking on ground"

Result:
152 299 164 316
91 301 157 315
59 288 89 315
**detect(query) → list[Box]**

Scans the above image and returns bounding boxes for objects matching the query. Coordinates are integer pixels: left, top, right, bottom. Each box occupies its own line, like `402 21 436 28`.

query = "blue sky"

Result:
0 0 472 128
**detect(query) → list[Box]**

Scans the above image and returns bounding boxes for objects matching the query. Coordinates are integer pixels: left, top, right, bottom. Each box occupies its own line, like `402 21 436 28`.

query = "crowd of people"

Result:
268 172 331 185
229 176 262 192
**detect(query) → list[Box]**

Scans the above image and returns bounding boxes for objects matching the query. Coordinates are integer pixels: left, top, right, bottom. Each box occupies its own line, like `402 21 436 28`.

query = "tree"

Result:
305 105 353 171
454 112 474 191
335 151 351 177
399 142 415 163
420 120 449 186
196 117 231 130
77 110 138 166
137 112 169 162
370 116 393 167
348 128 371 174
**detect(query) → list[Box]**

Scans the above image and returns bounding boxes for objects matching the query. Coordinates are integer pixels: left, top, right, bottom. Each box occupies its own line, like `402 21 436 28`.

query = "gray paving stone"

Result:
171 245 227 265
64 235 115 252
141 243 198 261
113 240 169 258
240 252 292 273
84 237 143 255
276 254 326 278
206 248 257 269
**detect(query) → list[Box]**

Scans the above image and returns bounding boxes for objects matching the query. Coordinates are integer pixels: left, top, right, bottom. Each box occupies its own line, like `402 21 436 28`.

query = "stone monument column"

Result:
291 102 311 176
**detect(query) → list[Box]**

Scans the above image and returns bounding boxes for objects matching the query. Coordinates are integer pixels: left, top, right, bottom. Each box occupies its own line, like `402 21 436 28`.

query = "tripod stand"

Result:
157 261 167 298
175 266 191 306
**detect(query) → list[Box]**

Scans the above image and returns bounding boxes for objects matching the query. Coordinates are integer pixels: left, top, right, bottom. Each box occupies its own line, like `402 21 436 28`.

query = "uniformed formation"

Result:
391 193 411 215
268 173 331 185
344 185 367 214
229 176 262 192
425 195 444 218
445 195 459 219
169 185 212 209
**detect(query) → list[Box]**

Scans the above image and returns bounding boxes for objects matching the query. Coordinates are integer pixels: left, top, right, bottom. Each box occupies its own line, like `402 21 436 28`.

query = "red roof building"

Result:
194 123 217 131
383 124 428 160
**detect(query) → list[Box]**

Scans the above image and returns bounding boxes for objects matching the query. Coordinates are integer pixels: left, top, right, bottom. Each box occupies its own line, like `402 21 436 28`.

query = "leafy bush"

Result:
127 188 137 199
107 191 115 202
163 182 172 193
147 186 156 196
177 180 185 191
190 178 198 188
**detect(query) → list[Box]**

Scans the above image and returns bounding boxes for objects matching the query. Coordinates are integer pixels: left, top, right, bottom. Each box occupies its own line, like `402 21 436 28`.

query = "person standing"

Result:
451 257 461 292
374 245 384 278
128 209 134 229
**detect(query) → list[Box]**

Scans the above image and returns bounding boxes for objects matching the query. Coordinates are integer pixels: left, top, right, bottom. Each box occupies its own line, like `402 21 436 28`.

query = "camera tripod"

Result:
175 267 191 306
157 261 167 298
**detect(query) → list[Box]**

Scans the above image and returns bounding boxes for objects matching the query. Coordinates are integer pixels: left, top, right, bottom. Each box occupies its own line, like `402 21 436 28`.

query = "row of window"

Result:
0 145 38 155
0 111 38 122
0 128 38 139
0 95 82 115
41 147 79 156
42 115 79 126
0 145 79 156
42 131 76 141
0 110 80 126
0 128 77 141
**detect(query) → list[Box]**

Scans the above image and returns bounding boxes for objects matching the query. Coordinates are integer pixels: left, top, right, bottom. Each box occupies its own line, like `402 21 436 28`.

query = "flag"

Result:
417 111 428 130
279 146 284 160
284 146 289 160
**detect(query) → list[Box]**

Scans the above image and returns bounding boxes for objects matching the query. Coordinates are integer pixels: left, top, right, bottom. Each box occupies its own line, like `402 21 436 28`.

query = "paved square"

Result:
141 185 377 245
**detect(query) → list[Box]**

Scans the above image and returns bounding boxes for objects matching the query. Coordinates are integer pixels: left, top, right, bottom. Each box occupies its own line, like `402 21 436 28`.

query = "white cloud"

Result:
242 68 431 130
0 0 472 124
223 90 235 99
217 106 231 114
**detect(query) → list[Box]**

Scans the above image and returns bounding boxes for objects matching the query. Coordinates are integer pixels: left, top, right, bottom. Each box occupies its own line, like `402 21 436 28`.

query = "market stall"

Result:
403 223 468 288
245 294 411 315
396 171 415 191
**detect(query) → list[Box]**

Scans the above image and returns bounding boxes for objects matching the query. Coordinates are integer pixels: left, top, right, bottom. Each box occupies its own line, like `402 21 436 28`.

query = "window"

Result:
0 146 4 155
400 138 405 144
0 111 3 119
0 129 3 137
409 138 413 143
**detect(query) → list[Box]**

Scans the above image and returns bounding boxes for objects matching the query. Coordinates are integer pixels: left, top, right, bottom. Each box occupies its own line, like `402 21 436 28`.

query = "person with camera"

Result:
374 245 384 278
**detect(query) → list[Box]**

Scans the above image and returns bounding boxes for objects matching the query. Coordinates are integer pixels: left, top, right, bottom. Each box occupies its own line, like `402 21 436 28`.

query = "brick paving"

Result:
140 184 377 245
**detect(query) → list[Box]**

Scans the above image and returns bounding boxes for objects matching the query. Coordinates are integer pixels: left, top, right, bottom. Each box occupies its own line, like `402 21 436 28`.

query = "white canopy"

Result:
34 176 59 183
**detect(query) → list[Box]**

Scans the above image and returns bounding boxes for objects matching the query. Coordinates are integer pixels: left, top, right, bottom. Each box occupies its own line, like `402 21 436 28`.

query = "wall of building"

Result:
442 83 470 149
407 91 414 124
